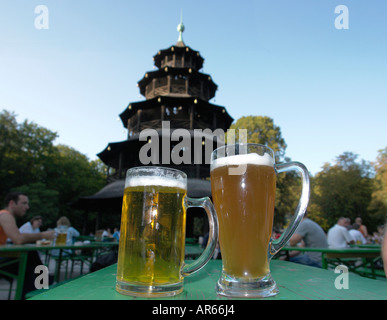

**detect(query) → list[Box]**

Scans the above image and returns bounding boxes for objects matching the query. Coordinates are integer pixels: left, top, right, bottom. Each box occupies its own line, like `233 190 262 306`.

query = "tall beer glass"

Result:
211 144 310 298
116 166 218 297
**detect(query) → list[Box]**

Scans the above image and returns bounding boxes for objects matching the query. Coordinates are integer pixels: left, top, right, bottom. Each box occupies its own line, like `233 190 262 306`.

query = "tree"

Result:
310 152 374 231
46 144 106 216
0 110 58 200
229 116 299 227
0 110 106 231
369 146 387 227
229 116 287 162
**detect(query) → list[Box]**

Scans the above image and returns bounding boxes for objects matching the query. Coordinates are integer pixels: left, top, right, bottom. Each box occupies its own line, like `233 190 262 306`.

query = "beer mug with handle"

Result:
210 144 310 298
116 166 218 297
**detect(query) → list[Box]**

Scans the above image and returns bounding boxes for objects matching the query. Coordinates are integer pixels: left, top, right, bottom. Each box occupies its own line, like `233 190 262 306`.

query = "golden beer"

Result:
210 155 276 279
116 180 187 295
55 232 67 246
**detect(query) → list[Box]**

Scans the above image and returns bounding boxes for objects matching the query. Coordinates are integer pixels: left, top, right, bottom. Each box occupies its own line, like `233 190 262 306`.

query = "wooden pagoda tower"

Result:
84 22 233 237
97 21 233 184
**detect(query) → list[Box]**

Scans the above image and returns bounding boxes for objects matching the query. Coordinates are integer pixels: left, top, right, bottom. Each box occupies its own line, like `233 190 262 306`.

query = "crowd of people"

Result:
284 212 386 271
0 192 86 299
0 191 123 298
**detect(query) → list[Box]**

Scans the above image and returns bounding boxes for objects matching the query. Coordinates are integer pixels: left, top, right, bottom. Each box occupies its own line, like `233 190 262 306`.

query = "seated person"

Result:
0 192 54 299
349 223 367 245
19 215 43 234
327 217 355 248
287 212 328 268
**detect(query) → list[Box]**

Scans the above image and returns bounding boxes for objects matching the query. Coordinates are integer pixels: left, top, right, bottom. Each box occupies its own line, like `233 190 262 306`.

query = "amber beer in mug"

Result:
211 144 310 298
55 226 68 246
116 166 218 297
55 233 67 246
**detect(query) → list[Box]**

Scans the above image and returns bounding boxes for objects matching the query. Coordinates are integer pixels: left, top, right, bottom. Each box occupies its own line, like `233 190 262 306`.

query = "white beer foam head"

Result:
211 153 274 171
126 176 186 190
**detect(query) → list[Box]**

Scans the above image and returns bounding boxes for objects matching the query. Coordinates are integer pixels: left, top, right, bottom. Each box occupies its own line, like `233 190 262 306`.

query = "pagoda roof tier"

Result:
138 67 218 100
97 129 225 170
153 45 204 70
119 96 233 131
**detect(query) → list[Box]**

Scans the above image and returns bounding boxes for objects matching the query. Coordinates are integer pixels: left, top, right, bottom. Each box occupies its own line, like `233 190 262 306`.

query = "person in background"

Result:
355 217 369 239
112 227 120 242
349 223 367 245
51 216 80 258
55 216 80 245
287 211 328 268
0 192 54 245
373 225 385 244
0 192 55 299
19 215 43 234
19 215 45 260
102 228 113 241
327 217 355 248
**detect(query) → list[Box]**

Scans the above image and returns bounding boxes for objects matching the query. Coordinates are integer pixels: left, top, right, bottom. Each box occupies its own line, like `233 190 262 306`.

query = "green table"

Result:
356 244 382 249
280 246 384 278
30 259 387 300
184 244 204 259
0 242 118 300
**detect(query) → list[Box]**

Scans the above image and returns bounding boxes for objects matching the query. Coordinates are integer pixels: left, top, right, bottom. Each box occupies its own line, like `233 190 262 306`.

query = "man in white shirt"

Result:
327 217 355 248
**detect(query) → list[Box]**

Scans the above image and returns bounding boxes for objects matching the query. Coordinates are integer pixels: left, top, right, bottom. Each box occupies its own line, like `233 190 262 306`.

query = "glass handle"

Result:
268 161 310 258
182 196 219 276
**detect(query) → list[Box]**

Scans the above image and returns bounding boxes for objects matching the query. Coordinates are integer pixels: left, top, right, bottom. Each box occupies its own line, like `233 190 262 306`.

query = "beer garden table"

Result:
184 243 204 259
0 242 118 300
30 259 387 300
279 246 384 279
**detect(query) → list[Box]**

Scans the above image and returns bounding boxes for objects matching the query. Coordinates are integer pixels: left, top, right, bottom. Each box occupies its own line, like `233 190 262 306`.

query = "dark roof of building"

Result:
97 128 226 169
81 178 211 200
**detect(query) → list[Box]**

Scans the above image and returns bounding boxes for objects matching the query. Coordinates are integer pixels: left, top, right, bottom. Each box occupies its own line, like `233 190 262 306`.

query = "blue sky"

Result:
0 0 386 175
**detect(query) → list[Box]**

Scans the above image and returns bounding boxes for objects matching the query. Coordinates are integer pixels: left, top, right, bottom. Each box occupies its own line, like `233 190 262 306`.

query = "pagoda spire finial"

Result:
176 10 185 46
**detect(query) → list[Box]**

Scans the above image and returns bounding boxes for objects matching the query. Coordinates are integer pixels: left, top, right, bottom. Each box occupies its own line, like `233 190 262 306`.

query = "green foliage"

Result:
229 116 287 162
0 110 107 231
310 152 375 231
369 147 387 226
0 110 58 198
